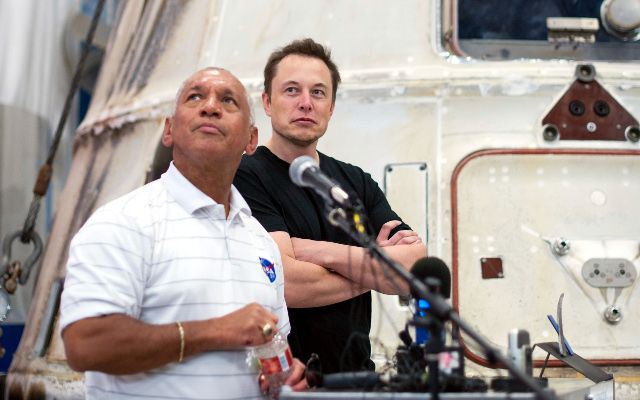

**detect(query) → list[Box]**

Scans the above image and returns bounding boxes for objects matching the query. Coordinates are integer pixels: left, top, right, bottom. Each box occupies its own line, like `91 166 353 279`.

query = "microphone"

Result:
409 257 452 344
409 256 463 394
289 156 351 207
410 257 451 300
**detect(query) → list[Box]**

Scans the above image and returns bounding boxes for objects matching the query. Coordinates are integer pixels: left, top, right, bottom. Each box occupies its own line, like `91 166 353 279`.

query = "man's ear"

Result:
161 117 173 147
245 126 258 155
261 92 272 117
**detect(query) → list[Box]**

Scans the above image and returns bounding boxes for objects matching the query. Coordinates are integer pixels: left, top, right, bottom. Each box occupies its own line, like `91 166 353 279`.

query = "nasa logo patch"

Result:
259 257 276 283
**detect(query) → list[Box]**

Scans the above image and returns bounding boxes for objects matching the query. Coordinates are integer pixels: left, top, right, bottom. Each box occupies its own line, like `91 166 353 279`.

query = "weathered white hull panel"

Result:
7 0 640 398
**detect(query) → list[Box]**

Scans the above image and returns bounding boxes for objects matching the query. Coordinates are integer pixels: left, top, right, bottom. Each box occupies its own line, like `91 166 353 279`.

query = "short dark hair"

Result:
264 38 341 102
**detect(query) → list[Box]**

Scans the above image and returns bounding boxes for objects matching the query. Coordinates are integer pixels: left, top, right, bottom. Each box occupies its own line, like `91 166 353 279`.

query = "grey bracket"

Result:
581 258 637 288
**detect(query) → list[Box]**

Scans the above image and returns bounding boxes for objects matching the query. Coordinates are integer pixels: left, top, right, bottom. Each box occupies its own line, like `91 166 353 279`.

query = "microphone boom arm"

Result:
325 205 557 400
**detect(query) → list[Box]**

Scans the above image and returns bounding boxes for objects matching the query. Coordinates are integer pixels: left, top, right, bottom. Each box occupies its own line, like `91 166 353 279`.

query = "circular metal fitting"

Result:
542 124 559 141
625 125 640 142
575 64 596 83
569 100 585 116
586 122 597 132
604 305 623 324
593 100 610 117
601 0 640 42
552 238 571 256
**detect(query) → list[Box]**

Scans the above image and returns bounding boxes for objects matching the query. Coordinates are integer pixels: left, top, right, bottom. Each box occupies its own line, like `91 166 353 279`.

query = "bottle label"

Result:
259 347 293 374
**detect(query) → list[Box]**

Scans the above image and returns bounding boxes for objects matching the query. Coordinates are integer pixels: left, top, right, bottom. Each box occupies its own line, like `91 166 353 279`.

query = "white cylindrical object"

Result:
508 329 532 376
602 0 640 36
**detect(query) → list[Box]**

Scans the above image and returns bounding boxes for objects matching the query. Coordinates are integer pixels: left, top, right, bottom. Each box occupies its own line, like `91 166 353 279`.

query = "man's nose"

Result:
201 97 221 116
297 91 313 112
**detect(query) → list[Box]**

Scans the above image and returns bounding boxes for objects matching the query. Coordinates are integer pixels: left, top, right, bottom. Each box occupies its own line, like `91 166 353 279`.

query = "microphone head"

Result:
410 256 451 299
289 155 317 187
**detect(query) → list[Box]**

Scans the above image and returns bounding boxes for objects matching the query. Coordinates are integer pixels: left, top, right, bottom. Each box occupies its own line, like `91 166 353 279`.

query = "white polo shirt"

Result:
60 162 289 400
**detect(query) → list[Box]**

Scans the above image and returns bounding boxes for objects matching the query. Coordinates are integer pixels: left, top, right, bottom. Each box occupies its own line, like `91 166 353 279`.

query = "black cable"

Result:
46 0 105 165
18 0 105 244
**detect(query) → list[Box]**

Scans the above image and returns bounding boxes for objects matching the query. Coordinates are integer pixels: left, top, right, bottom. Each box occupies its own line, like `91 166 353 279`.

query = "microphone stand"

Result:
415 312 445 399
325 205 557 400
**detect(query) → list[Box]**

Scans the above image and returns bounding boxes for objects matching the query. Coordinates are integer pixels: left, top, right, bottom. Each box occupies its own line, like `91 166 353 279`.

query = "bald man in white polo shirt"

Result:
61 68 307 399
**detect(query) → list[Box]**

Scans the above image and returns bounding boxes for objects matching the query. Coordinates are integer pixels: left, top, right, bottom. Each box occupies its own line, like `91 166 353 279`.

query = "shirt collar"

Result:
161 162 251 217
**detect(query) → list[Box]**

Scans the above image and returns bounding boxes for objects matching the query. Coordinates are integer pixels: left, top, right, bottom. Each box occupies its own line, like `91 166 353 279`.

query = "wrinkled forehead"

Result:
179 69 247 100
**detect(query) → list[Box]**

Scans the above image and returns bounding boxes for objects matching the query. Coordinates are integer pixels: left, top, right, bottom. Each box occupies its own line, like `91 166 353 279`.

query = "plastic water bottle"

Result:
252 332 293 399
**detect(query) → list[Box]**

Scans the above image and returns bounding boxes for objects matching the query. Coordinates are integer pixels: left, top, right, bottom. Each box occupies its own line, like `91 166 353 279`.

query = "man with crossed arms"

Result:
235 39 426 374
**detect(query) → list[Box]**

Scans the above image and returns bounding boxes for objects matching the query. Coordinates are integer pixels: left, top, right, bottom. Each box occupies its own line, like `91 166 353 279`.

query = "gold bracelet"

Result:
176 321 185 363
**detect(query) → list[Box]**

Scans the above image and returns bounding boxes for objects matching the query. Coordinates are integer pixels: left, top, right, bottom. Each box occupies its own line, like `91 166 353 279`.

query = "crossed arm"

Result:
273 220 427 308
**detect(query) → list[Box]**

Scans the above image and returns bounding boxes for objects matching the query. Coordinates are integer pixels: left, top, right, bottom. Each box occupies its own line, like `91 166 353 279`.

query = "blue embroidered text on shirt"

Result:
259 257 276 283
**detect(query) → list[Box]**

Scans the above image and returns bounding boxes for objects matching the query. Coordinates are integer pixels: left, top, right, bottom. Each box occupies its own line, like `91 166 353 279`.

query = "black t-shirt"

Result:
234 146 410 373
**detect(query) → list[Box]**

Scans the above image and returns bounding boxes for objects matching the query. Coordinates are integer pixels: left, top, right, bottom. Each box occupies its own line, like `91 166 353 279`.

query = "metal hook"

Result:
0 289 10 322
2 229 43 285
